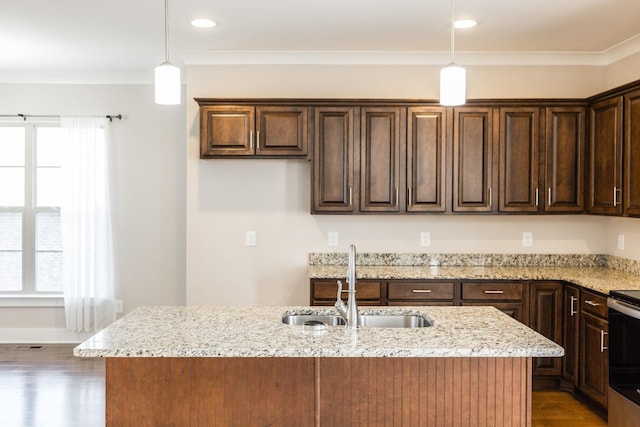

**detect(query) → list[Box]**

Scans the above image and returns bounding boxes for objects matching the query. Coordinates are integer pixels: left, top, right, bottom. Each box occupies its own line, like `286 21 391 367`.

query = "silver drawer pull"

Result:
585 300 600 307
412 289 432 293
484 290 504 294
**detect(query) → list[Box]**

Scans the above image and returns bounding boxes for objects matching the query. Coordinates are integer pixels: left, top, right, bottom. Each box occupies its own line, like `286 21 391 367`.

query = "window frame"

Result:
0 119 63 298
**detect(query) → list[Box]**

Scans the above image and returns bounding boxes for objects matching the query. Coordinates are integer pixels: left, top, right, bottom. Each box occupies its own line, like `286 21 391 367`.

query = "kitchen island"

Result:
76 305 563 427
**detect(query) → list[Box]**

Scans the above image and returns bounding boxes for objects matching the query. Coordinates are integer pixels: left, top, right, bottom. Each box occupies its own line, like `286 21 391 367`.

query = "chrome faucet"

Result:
335 244 359 329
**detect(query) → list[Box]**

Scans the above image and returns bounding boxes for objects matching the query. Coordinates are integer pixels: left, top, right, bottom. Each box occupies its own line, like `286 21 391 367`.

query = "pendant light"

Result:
440 0 466 106
155 0 180 105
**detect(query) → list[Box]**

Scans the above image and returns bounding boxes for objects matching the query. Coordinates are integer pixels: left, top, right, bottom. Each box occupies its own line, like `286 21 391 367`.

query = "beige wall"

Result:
0 83 186 341
185 63 640 307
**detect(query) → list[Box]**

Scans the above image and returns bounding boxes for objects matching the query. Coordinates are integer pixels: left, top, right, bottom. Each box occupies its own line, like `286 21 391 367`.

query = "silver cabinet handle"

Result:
613 186 618 207
535 188 539 207
488 188 492 207
585 300 599 307
395 188 399 207
408 188 412 207
601 330 608 352
348 186 353 206
256 130 260 149
548 188 552 207
484 290 504 294
569 296 577 316
412 289 432 293
249 131 253 150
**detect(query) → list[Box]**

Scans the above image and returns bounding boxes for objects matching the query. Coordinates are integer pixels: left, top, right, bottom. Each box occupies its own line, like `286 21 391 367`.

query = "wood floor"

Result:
0 344 608 427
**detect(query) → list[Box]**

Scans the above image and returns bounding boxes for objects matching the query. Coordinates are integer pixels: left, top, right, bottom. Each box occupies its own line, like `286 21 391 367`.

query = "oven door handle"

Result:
608 298 640 320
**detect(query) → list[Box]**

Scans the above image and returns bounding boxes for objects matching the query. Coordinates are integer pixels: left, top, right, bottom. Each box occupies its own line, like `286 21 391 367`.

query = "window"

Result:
0 122 63 294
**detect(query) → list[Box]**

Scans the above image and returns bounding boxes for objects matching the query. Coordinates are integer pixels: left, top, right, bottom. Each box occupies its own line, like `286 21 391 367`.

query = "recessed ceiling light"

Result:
191 18 216 28
454 19 477 29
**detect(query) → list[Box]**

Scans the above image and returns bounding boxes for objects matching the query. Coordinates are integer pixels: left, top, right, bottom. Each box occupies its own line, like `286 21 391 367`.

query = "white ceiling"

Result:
2 0 640 82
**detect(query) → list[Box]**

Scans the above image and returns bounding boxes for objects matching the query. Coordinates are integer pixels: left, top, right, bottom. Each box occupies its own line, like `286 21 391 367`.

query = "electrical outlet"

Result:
245 230 257 247
420 232 431 247
328 231 338 247
114 300 123 314
522 232 533 247
618 234 625 250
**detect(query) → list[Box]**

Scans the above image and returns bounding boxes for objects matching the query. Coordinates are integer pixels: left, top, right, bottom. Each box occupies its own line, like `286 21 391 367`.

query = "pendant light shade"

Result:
155 0 180 105
440 0 466 106
440 64 466 106
155 62 180 105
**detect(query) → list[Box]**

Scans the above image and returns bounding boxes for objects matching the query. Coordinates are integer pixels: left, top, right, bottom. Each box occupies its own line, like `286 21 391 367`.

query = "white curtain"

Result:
60 117 116 332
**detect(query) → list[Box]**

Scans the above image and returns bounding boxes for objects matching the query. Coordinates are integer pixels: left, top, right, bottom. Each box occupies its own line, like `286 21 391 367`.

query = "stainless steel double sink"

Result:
282 313 432 328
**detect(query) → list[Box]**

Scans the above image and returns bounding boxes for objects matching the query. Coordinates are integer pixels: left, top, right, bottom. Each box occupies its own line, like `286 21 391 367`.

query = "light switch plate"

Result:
420 232 431 247
115 300 123 314
618 234 625 250
328 231 338 247
245 230 257 247
522 232 533 247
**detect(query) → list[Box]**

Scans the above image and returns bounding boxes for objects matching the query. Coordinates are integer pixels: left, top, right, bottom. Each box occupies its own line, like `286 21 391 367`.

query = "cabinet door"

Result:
579 312 609 408
529 282 563 376
562 284 580 386
588 97 623 215
360 107 402 212
453 107 495 212
406 107 448 212
312 107 356 213
498 107 540 212
256 106 308 156
624 89 640 216
544 107 586 212
200 106 255 157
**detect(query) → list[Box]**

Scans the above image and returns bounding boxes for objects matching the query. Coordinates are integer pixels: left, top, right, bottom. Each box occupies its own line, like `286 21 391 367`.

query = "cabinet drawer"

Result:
311 280 382 302
461 282 523 300
461 302 525 323
581 290 608 318
388 281 454 301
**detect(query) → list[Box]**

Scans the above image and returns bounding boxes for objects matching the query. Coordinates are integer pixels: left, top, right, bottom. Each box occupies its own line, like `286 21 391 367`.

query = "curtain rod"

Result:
0 114 123 122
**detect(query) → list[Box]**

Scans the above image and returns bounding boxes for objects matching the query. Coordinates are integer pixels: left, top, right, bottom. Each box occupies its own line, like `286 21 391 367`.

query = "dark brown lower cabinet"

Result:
529 282 563 377
562 284 580 386
578 290 609 409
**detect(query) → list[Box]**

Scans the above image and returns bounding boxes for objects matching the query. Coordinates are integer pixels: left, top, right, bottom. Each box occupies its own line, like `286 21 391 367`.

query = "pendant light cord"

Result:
450 0 455 64
163 0 170 63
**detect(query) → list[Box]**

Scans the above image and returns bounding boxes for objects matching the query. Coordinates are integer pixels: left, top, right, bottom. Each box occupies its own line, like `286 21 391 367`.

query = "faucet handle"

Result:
336 280 344 299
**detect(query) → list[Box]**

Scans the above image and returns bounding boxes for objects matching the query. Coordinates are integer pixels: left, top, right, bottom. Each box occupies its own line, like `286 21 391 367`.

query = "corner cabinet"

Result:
528 281 563 377
562 284 580 387
624 88 640 216
588 97 623 215
198 104 309 158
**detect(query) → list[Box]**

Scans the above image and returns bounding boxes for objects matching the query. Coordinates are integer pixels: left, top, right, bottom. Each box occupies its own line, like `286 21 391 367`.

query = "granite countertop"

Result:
308 265 640 294
74 305 563 359
307 253 640 294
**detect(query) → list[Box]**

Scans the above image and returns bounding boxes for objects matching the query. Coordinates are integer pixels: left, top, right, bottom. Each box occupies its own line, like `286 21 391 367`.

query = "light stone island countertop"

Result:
74 305 563 359
308 265 640 294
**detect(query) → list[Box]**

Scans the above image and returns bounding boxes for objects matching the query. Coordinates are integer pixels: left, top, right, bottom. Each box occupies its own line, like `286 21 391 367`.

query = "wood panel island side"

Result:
75 306 563 427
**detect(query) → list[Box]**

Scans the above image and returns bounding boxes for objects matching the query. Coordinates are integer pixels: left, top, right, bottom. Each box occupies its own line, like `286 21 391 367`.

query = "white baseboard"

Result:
0 328 94 344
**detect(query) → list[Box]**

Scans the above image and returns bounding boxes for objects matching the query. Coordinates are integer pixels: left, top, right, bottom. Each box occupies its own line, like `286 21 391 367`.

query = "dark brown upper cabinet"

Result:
359 107 403 213
452 107 496 212
498 107 540 213
406 107 449 212
312 107 357 213
624 89 640 216
588 96 623 215
543 106 586 213
199 105 308 158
